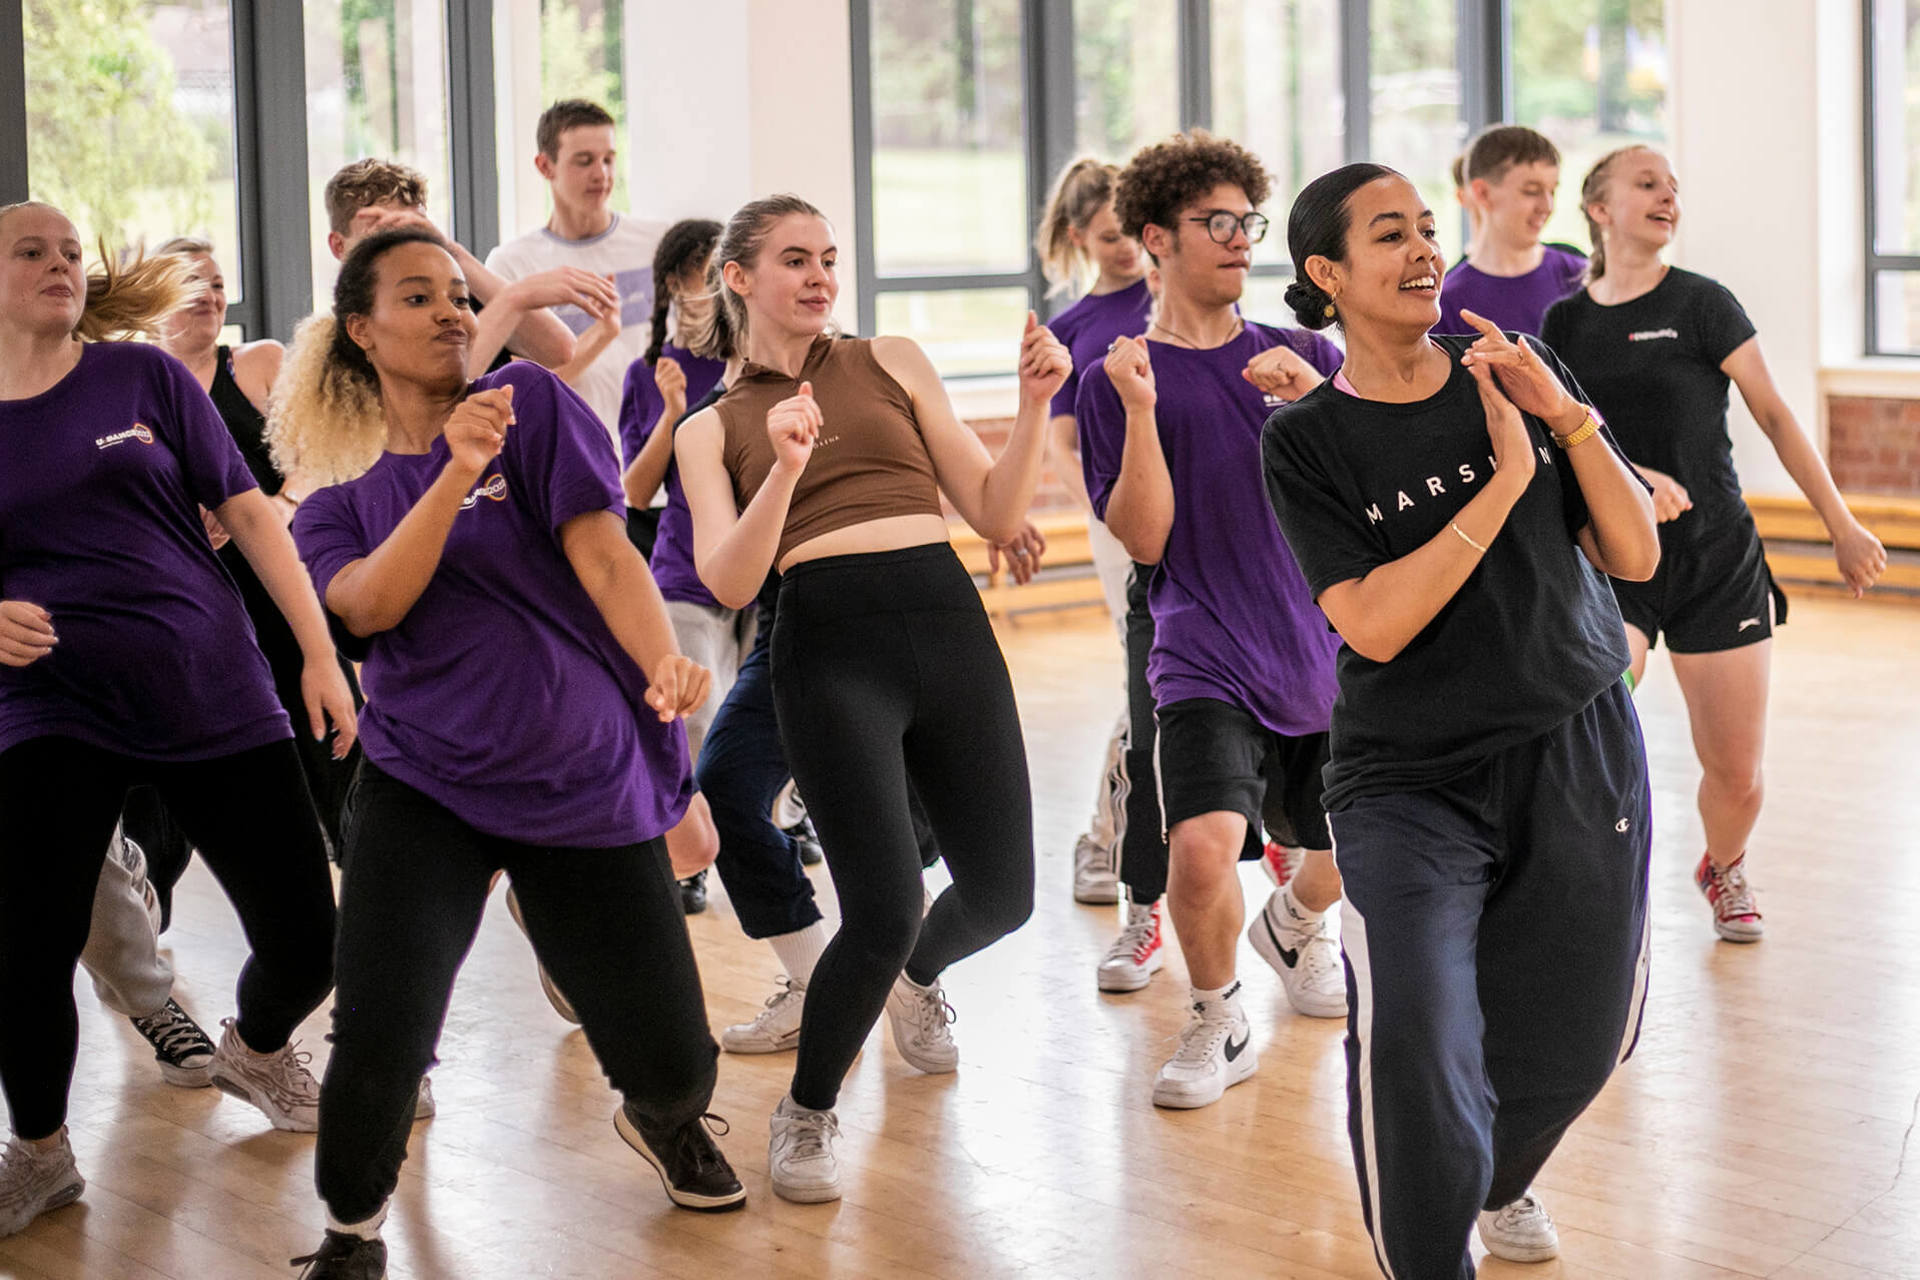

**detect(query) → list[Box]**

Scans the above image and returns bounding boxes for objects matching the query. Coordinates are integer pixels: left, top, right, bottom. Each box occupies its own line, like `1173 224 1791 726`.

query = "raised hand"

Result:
1635 465 1693 523
988 522 1048 584
1458 309 1580 426
1018 312 1072 405
1104 334 1156 413
643 653 713 723
446 385 515 477
0 600 56 668
1468 362 1537 489
509 267 621 320
654 355 688 421
767 380 823 473
1242 342 1324 402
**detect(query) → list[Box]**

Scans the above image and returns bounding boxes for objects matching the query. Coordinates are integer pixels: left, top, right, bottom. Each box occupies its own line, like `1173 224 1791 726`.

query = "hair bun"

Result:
1284 278 1334 331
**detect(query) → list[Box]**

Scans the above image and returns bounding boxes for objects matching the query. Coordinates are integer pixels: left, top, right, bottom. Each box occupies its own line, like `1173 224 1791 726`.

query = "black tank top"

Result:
209 345 281 495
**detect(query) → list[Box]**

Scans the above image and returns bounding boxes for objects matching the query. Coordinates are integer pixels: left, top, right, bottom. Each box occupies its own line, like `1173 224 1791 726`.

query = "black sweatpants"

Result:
1333 681 1652 1279
1118 563 1170 903
0 735 336 1140
316 761 718 1225
772 545 1034 1111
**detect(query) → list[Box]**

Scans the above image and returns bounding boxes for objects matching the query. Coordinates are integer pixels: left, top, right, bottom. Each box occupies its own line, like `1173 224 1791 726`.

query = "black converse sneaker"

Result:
291 1230 387 1278
614 1106 746 1212
129 998 217 1088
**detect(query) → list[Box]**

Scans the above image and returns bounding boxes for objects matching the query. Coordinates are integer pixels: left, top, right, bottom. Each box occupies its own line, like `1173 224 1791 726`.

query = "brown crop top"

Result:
712 335 945 563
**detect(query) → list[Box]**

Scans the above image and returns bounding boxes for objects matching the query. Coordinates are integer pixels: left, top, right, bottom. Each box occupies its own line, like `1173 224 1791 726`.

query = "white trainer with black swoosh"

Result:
1152 986 1257 1109
1248 888 1348 1019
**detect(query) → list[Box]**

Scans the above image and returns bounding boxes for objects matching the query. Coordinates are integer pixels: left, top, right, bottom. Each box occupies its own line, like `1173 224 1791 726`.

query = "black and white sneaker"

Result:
785 814 825 867
129 998 216 1088
679 871 709 915
614 1107 746 1212
291 1230 387 1278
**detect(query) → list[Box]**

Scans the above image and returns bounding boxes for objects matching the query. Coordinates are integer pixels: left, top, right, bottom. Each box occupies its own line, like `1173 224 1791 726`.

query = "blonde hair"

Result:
267 225 447 487
1035 157 1120 297
1 202 198 342
1579 145 1655 283
155 235 215 258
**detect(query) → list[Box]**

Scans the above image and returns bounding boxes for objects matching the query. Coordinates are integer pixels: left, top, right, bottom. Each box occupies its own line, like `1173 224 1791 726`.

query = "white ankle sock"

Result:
767 920 830 988
1271 883 1327 930
1190 980 1241 1012
326 1202 387 1240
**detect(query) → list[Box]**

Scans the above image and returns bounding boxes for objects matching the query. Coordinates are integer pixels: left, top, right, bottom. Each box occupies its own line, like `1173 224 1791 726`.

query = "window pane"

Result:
23 1 241 297
494 0 631 244
1073 0 1180 161
870 0 1027 275
304 0 451 306
877 288 1031 377
1512 1 1669 252
1370 0 1462 255
1870 0 1920 256
1211 0 1345 207
1875 270 1920 356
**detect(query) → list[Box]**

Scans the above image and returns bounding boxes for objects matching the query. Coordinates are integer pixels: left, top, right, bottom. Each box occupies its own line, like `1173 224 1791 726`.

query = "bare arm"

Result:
553 310 621 386
621 358 687 509
1725 337 1887 595
676 405 809 610
1098 336 1175 564
1561 412 1660 581
559 509 710 721
1047 412 1093 511
447 242 575 369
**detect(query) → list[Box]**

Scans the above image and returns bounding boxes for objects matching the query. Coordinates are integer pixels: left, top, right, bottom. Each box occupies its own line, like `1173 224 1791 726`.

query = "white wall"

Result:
624 0 859 330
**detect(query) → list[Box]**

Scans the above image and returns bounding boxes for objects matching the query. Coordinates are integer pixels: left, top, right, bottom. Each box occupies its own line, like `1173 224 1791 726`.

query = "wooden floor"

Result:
5 593 1920 1279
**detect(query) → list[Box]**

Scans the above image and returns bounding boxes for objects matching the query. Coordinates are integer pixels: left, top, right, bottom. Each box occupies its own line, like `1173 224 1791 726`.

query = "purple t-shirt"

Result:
617 343 727 607
0 342 287 759
1077 322 1345 735
1048 279 1153 420
293 362 692 847
1436 246 1587 337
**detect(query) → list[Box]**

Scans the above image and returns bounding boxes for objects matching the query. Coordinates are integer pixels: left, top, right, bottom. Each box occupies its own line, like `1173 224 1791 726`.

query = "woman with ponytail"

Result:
277 225 740 1277
1541 146 1887 944
0 202 355 1238
1262 165 1660 1276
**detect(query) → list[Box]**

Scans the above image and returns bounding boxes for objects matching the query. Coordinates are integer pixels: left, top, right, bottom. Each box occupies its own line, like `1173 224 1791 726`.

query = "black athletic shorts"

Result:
1611 514 1787 654
1153 697 1331 851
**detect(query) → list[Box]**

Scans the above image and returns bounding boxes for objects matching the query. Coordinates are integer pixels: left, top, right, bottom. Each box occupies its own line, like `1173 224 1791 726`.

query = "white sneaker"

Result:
771 779 807 832
0 1130 85 1238
769 1095 841 1203
721 979 806 1054
1248 892 1348 1019
1096 899 1165 993
1479 1193 1559 1262
885 973 958 1073
1151 990 1257 1109
1072 834 1119 904
208 1018 321 1132
1259 841 1304 888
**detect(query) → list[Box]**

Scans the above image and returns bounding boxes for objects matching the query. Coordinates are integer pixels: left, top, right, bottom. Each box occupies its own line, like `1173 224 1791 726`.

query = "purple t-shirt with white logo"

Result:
0 342 287 759
617 343 727 607
293 362 692 847
1077 322 1345 735
1436 246 1587 337
1048 279 1153 420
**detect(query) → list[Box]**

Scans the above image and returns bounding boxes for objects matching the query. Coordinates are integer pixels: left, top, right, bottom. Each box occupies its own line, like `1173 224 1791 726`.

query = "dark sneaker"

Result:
129 998 216 1087
614 1107 746 1212
786 814 825 867
291 1230 387 1278
679 871 709 915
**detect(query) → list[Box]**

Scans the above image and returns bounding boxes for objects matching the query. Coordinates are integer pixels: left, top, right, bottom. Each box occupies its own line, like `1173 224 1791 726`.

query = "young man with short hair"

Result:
1437 125 1587 336
320 158 613 374
1077 131 1349 1110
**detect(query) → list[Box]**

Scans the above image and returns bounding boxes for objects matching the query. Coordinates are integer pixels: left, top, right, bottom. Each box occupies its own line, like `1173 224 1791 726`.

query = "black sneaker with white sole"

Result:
291 1230 387 1278
129 998 216 1088
614 1106 746 1212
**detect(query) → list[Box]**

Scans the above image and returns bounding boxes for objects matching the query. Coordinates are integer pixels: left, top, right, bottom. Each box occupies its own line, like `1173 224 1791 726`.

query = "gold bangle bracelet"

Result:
1554 410 1602 450
1449 520 1488 553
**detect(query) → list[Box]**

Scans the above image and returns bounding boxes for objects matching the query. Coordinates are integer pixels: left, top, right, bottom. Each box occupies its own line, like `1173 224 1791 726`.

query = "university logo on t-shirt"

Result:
1360 443 1556 525
1627 328 1679 342
95 423 155 450
460 473 508 510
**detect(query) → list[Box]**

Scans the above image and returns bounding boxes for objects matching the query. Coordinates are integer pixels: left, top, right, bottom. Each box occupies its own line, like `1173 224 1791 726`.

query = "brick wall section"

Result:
1828 396 1920 495
951 415 1083 520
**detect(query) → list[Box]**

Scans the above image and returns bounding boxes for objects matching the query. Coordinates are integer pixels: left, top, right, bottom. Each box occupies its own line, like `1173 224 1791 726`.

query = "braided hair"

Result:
644 218 723 365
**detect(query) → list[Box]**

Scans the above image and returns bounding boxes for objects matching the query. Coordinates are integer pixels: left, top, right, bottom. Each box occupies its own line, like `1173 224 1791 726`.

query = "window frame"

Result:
1864 0 1920 356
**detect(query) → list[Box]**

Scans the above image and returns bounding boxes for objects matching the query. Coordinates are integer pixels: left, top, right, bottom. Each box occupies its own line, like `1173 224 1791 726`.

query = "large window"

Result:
493 0 630 246
1512 2 1668 251
1073 0 1181 161
23 0 240 291
1868 0 1920 355
1371 0 1462 254
303 0 452 305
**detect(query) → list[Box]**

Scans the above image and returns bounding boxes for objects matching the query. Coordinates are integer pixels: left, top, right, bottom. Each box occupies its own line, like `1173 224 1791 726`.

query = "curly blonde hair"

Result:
268 225 447 487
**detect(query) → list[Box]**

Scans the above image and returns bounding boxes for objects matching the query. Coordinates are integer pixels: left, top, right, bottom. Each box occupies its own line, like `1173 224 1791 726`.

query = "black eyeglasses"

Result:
1185 211 1270 245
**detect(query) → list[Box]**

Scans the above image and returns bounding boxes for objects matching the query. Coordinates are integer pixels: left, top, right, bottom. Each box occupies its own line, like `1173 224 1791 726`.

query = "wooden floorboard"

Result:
4 592 1919 1279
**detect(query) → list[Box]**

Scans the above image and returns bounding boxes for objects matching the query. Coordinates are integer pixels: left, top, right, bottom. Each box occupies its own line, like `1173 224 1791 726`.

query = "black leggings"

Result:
0 736 336 1140
316 760 718 1224
1119 563 1169 903
772 545 1034 1111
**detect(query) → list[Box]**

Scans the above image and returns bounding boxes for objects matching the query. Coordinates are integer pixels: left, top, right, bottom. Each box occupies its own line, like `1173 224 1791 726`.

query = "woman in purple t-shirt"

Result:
0 202 357 1239
272 227 742 1276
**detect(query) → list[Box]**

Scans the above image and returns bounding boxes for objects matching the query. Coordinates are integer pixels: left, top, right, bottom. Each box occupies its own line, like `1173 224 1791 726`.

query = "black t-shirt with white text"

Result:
1540 267 1756 545
1261 334 1635 811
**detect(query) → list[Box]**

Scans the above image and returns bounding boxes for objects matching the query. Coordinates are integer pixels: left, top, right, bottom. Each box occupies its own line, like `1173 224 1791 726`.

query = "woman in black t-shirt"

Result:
1262 164 1659 1279
1541 146 1887 945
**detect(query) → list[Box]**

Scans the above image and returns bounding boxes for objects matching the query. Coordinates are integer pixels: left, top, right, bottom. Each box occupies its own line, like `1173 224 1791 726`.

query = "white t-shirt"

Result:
485 213 666 473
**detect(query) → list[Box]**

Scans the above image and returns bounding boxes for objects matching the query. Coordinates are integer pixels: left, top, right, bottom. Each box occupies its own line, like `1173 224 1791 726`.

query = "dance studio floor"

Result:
5 591 1919 1279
